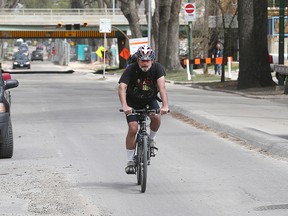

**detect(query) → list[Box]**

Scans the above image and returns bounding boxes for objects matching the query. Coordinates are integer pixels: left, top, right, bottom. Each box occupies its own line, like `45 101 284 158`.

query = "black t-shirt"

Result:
119 62 165 106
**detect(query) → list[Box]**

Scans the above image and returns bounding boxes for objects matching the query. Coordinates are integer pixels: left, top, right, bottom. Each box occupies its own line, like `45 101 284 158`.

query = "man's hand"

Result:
160 107 169 115
122 106 133 115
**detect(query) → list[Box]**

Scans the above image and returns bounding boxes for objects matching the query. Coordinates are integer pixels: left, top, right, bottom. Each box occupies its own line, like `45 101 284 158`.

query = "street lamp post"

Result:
113 0 115 15
148 0 151 46
278 0 285 85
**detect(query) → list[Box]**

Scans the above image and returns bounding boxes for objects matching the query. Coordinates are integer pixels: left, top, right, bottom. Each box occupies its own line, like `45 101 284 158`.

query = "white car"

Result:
269 53 288 72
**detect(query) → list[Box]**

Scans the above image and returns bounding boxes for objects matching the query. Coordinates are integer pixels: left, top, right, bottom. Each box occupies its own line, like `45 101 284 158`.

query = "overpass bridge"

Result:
0 8 187 39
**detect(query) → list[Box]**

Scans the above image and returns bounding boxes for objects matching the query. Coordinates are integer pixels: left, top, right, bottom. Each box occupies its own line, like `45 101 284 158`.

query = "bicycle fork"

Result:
134 133 151 165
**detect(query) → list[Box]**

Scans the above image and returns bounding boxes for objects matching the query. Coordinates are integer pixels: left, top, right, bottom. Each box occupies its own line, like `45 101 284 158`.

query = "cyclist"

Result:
118 45 169 174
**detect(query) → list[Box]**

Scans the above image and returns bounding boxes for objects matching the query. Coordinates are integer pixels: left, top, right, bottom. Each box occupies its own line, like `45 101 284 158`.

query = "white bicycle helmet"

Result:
136 45 155 61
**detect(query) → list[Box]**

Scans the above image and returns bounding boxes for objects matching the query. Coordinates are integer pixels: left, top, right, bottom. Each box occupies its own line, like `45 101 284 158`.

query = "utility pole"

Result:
148 0 151 46
278 0 285 85
279 0 284 65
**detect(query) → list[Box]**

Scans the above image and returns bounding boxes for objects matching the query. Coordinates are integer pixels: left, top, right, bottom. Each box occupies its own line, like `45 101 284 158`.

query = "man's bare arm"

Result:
118 83 132 114
157 76 169 114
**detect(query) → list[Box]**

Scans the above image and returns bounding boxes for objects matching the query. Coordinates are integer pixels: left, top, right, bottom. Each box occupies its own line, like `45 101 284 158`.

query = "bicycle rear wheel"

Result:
140 135 148 193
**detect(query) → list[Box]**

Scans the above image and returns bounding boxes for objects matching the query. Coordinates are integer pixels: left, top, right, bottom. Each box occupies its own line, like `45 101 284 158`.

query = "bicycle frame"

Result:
134 111 151 192
120 108 159 193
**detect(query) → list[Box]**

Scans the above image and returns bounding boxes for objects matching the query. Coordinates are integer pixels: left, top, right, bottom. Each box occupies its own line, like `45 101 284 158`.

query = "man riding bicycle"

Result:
118 45 169 174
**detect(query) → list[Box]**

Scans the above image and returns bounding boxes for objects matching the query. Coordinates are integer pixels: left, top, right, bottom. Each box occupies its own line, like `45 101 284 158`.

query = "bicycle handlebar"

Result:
119 108 170 114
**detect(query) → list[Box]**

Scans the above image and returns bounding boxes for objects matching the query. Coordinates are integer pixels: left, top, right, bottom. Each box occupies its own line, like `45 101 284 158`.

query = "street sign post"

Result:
99 19 111 78
183 2 196 79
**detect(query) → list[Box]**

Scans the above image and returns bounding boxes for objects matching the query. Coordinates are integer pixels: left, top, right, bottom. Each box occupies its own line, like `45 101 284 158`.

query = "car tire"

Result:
0 118 14 159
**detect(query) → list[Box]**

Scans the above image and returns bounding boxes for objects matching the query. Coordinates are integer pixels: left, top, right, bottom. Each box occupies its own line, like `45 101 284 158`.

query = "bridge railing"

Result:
0 8 127 15
0 8 186 26
0 8 144 25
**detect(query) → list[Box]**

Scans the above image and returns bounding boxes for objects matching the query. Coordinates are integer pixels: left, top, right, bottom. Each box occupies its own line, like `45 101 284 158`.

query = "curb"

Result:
8 70 74 74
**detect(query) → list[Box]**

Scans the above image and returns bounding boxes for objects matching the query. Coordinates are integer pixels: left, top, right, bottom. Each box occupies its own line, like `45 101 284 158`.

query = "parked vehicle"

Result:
269 53 288 71
269 53 288 82
12 54 31 69
0 69 19 158
31 50 43 61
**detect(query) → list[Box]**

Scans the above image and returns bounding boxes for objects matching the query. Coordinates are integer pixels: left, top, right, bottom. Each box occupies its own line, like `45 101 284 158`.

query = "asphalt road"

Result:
1 70 288 216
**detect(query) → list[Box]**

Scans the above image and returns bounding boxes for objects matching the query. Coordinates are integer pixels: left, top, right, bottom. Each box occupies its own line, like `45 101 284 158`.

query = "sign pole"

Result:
103 32 106 78
99 19 111 79
278 0 285 85
148 0 151 46
184 2 195 78
188 19 193 76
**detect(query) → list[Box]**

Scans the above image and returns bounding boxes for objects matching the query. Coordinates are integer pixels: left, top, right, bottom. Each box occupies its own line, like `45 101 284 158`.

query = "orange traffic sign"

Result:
119 47 130 60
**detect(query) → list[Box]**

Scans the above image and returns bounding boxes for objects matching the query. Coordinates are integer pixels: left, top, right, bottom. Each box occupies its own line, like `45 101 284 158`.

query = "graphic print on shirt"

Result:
129 73 157 104
136 78 153 91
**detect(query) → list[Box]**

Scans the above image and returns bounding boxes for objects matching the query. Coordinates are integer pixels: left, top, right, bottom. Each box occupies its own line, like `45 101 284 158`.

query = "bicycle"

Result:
120 108 160 193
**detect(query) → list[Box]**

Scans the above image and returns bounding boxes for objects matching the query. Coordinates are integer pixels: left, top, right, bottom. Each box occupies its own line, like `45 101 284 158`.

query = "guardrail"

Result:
0 8 186 26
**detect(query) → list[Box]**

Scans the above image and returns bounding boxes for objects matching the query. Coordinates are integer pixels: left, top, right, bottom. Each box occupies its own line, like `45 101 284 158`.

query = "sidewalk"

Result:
167 83 288 159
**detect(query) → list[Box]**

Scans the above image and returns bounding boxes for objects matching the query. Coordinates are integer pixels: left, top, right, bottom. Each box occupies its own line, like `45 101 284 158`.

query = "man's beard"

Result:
139 65 152 72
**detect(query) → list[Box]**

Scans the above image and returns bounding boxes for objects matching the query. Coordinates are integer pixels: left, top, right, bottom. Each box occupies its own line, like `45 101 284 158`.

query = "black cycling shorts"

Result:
125 99 160 123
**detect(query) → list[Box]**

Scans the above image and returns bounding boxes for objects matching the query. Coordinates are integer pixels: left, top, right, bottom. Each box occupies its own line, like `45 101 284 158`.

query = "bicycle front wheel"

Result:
136 140 142 185
140 135 148 193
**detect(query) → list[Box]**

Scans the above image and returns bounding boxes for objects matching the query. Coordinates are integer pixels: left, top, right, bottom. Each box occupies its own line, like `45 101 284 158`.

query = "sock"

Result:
149 130 157 140
126 149 135 161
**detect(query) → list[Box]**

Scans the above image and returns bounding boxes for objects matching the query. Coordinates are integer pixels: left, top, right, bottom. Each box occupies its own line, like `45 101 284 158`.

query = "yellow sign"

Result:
96 46 105 58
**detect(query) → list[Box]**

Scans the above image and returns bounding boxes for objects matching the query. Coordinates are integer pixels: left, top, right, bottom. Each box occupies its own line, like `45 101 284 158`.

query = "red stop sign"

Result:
185 4 195 14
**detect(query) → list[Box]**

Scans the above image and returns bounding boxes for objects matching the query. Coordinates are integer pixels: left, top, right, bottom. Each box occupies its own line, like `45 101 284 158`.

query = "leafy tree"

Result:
53 0 71 8
22 0 53 8
1 0 21 8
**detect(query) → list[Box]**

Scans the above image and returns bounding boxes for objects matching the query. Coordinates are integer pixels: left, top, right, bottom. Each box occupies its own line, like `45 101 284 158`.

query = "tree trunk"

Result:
158 0 171 66
166 0 181 70
203 0 210 74
70 0 84 8
152 0 159 60
238 0 274 89
119 0 143 38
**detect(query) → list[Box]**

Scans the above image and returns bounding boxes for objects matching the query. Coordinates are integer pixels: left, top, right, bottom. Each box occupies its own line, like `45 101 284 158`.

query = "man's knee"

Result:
128 121 138 135
150 115 161 127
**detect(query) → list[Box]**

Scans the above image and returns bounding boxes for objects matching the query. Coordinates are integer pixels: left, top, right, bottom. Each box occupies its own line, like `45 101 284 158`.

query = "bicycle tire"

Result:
140 135 148 193
136 139 142 185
